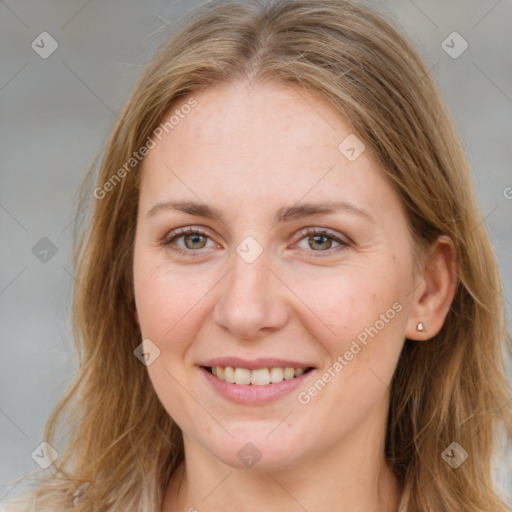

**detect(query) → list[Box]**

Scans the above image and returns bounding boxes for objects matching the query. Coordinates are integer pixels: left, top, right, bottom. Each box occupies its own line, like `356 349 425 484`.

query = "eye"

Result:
295 227 350 256
161 226 350 257
161 227 216 256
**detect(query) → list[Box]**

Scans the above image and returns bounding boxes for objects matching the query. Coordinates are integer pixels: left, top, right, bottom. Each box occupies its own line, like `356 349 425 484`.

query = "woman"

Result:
3 0 511 510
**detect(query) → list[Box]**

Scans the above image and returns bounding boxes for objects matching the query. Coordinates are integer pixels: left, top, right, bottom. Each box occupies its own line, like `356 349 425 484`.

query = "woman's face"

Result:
133 81 417 471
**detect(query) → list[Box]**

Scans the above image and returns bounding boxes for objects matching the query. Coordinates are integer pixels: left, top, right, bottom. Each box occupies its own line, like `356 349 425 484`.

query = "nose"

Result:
212 247 289 341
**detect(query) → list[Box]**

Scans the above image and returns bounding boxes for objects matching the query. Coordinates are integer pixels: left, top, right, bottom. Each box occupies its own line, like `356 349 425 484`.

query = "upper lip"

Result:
200 357 315 370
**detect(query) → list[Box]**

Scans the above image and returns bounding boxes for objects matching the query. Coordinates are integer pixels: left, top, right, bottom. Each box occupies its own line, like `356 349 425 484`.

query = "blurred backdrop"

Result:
1 0 511 503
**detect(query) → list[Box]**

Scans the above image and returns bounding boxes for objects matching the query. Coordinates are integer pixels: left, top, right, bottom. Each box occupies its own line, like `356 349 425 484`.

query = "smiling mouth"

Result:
203 366 314 385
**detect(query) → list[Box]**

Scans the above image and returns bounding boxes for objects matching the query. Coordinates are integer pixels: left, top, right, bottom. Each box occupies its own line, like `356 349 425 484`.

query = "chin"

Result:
200 432 309 472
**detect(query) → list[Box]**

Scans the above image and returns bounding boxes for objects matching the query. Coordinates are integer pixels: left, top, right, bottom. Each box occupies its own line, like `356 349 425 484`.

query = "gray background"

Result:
1 0 511 504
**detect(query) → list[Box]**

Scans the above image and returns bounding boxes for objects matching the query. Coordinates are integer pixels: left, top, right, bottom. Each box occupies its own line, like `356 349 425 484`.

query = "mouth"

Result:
203 365 315 385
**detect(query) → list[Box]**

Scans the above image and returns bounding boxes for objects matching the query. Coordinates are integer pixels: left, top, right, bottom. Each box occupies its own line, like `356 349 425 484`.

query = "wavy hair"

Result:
6 0 511 510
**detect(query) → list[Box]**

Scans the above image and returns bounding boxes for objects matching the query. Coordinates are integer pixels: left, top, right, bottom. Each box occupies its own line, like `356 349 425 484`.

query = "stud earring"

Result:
416 322 426 333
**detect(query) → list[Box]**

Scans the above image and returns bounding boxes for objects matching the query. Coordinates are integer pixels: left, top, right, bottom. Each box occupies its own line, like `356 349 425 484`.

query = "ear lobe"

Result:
406 235 457 340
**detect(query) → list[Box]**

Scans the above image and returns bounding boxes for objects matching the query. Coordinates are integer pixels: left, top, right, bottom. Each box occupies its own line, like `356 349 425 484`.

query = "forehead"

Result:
138 81 402 224
164 80 344 157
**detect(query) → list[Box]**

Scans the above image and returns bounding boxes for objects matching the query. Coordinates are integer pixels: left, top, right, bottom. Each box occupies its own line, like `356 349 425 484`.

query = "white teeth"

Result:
210 366 309 385
251 368 270 386
223 366 235 383
234 368 251 385
269 367 284 383
283 367 295 380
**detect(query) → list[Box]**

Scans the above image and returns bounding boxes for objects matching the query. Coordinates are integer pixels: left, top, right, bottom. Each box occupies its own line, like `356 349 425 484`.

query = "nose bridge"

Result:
228 232 272 292
213 236 288 338
235 235 272 287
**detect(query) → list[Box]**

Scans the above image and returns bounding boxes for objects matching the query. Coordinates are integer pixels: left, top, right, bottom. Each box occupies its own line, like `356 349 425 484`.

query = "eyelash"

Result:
161 226 350 258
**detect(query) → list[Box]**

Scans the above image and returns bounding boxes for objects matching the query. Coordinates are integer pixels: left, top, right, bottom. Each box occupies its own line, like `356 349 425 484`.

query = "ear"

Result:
406 235 457 340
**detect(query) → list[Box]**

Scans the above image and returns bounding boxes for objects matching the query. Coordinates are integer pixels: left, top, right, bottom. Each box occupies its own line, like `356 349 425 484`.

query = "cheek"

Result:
289 259 408 413
288 259 406 349
133 261 209 427
133 256 213 344
145 361 206 440
295 280 405 442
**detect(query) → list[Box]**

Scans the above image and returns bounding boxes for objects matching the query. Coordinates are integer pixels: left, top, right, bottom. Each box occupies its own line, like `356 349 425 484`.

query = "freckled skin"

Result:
133 81 453 511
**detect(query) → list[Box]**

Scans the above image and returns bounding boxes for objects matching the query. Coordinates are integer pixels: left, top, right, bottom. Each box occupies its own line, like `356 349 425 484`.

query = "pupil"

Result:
185 234 206 249
311 235 330 250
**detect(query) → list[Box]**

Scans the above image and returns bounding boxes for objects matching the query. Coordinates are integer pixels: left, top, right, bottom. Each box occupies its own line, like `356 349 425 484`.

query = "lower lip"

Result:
200 367 314 405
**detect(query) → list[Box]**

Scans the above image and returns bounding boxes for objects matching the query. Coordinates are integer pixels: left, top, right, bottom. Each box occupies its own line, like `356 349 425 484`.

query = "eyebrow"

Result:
146 199 375 224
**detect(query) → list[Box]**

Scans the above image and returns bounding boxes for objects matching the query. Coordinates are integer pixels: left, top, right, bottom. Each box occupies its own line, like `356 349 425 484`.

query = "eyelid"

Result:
296 226 350 244
162 226 213 246
163 226 348 242
165 226 209 238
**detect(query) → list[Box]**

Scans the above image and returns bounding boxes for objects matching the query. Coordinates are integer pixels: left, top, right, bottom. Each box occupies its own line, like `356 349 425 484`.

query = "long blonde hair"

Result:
8 0 511 510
